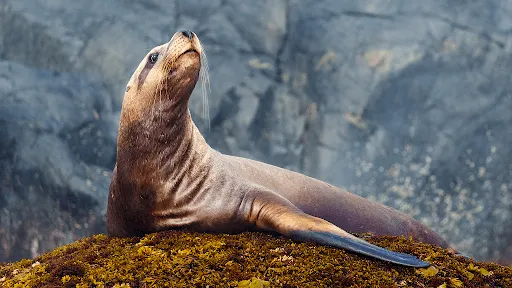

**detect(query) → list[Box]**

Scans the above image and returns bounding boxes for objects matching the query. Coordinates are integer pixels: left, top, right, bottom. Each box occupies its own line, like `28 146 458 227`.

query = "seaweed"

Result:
0 231 510 287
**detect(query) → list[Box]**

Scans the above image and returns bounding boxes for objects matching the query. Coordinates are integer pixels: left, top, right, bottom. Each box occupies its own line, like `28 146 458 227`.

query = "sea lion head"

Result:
120 30 204 125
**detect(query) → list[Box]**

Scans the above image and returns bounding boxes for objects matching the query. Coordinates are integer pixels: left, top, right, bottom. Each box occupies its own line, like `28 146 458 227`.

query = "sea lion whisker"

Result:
199 44 211 129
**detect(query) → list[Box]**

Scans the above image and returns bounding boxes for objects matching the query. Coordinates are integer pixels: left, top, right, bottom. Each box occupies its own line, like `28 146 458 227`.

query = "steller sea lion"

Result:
107 30 452 267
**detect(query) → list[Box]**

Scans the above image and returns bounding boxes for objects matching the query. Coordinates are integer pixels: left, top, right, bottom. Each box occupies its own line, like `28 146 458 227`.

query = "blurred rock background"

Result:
0 0 510 264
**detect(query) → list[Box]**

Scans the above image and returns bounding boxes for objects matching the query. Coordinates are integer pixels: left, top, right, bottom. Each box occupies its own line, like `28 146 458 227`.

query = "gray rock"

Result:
0 0 510 262
0 60 114 261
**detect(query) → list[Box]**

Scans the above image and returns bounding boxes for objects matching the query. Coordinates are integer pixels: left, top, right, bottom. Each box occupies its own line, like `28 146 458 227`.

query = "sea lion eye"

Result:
149 53 159 64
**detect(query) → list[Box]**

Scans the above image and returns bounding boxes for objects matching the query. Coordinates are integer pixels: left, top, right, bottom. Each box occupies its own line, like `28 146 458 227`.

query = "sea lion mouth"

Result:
179 49 200 59
183 49 197 55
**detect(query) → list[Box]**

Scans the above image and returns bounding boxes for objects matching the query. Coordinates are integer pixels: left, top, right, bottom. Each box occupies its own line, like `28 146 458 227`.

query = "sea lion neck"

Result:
110 99 216 236
115 93 214 195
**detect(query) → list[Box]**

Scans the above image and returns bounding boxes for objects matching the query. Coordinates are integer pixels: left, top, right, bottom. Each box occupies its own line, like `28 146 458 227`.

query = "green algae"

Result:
0 231 510 287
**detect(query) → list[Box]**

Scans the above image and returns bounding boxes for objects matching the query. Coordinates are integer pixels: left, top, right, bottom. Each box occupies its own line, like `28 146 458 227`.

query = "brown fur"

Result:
107 31 451 266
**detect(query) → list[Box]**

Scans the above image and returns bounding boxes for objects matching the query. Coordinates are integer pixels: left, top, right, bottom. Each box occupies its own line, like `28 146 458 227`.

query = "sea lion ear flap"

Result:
245 192 430 267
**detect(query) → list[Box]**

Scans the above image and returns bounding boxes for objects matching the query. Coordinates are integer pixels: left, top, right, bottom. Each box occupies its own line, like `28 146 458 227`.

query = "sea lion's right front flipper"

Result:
245 192 430 267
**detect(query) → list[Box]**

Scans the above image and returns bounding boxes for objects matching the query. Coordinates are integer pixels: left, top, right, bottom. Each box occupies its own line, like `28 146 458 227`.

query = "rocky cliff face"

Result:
0 0 510 263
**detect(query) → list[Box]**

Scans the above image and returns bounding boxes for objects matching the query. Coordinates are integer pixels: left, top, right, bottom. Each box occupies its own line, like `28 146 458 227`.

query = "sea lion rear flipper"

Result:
246 194 430 267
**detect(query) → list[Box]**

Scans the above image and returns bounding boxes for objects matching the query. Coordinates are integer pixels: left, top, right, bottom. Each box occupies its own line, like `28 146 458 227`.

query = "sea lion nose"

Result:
181 30 194 40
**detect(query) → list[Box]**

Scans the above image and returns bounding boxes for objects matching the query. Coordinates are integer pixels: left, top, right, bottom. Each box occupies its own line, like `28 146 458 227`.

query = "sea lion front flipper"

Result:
246 193 430 267
288 229 430 267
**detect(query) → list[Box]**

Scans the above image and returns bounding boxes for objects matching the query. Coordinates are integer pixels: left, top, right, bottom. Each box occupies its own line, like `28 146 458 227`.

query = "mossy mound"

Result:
0 231 510 287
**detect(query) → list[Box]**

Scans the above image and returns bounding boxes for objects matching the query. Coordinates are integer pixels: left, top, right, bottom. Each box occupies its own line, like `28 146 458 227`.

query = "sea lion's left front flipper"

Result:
245 192 430 267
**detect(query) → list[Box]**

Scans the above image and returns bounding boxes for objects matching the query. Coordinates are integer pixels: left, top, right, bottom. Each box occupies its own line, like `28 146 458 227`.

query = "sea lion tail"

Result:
247 194 430 267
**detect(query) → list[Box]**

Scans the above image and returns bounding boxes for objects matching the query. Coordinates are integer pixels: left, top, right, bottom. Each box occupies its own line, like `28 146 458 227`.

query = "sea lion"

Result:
107 30 451 267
